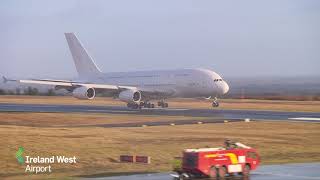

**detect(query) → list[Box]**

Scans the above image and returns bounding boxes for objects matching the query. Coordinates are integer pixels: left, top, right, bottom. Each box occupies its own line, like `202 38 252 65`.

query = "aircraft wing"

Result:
3 76 175 98
24 79 120 90
4 77 130 91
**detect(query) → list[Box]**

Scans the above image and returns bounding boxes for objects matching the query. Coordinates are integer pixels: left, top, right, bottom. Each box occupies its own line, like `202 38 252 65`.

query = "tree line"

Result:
0 87 56 96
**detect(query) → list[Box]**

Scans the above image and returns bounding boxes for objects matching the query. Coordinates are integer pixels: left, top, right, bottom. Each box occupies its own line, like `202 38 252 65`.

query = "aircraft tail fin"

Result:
2 76 16 83
2 76 8 83
64 33 102 78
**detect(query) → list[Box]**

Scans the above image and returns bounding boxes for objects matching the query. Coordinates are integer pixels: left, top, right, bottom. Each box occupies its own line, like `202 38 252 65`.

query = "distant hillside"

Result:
224 76 320 100
0 76 68 95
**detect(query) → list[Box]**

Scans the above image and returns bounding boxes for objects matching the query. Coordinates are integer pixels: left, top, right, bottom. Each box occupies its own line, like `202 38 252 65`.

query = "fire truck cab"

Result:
173 142 260 179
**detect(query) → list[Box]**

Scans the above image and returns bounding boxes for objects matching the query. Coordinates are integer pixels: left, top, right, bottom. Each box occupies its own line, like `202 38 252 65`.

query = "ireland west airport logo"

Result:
15 146 77 174
16 147 25 164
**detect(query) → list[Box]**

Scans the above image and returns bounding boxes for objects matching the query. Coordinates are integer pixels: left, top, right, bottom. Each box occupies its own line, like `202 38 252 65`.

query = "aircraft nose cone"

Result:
221 82 229 94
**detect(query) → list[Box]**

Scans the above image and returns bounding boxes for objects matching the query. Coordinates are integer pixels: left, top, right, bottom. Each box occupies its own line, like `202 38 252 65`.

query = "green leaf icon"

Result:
16 147 25 164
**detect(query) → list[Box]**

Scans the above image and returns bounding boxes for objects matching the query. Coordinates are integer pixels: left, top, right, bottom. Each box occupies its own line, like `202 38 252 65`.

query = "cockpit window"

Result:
214 79 223 82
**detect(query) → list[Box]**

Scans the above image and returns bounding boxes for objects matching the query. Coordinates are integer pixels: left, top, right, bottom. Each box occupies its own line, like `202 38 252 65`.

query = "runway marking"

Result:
288 117 320 121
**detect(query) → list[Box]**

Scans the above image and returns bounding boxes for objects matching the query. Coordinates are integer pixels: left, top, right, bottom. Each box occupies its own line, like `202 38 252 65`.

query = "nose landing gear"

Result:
212 97 219 107
212 101 219 107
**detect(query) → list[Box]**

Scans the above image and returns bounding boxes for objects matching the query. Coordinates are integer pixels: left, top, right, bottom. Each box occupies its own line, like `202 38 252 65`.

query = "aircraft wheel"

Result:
132 103 139 109
139 101 145 107
127 103 132 108
212 101 219 107
146 103 151 108
164 103 169 108
151 104 155 108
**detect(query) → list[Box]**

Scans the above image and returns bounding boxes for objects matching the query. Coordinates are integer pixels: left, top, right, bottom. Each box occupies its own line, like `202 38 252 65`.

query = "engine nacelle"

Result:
119 89 141 103
72 86 95 100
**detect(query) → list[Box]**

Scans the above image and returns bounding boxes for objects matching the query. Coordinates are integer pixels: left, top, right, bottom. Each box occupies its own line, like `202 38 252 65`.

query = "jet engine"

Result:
72 86 95 100
119 89 141 103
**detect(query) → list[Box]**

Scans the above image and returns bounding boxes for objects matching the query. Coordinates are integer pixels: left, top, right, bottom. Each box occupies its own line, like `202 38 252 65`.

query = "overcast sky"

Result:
1 0 319 79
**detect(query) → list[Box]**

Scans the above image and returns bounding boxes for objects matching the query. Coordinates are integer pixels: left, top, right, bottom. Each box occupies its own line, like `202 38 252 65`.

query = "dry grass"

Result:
0 96 319 179
0 115 319 179
0 95 319 112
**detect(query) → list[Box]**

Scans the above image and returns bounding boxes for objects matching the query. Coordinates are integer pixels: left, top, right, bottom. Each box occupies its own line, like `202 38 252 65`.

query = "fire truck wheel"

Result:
209 166 218 178
218 166 227 178
176 173 189 180
173 176 182 180
243 164 251 176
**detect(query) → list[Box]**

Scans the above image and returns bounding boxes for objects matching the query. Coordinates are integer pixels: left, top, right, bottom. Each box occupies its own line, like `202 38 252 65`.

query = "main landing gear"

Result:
127 102 140 109
143 102 155 108
127 101 169 109
158 100 169 108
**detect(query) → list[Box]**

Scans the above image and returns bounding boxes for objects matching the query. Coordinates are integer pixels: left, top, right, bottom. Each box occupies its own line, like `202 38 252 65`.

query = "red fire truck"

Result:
172 142 260 179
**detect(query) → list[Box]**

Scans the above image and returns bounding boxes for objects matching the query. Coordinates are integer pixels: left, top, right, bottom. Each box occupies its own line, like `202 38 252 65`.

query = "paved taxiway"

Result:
0 103 320 124
87 163 320 180
0 103 320 127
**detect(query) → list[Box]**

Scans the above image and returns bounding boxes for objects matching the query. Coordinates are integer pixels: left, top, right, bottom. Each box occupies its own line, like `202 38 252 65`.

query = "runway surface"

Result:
86 163 320 180
0 103 320 124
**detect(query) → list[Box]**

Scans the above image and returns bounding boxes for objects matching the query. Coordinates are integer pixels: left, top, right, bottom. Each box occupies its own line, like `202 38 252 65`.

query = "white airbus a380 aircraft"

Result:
5 33 229 109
